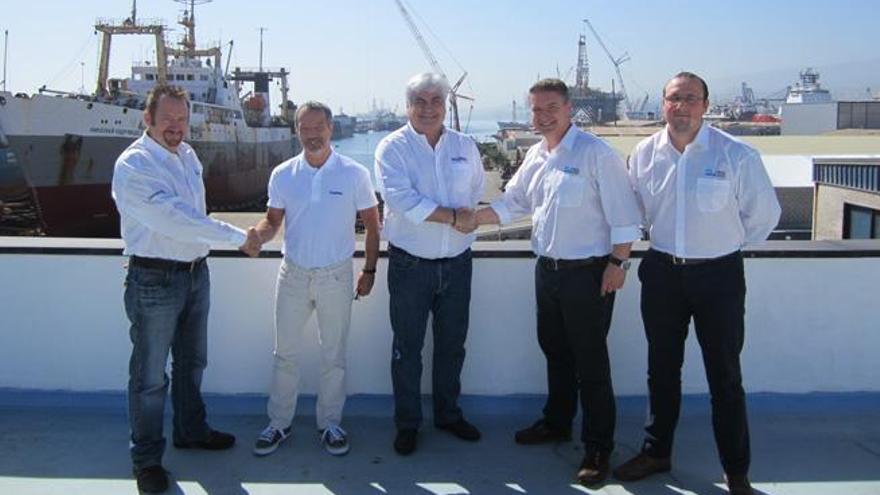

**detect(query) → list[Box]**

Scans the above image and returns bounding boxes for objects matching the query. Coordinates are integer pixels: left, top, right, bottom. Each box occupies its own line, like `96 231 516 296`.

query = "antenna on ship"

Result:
258 27 266 71
2 29 7 92
173 0 211 59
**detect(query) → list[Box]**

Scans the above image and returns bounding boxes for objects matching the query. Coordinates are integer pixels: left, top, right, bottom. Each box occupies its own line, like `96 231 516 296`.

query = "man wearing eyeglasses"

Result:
614 72 780 495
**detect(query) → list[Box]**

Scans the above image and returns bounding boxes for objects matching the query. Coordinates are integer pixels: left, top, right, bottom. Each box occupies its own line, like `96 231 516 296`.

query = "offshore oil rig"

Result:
568 28 624 125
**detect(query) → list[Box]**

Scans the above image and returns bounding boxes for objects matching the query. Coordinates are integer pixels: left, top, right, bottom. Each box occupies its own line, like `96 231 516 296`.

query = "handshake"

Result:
452 207 479 234
239 227 263 258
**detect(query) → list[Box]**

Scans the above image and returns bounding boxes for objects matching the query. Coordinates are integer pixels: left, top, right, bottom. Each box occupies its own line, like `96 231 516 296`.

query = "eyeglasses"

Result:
664 95 705 105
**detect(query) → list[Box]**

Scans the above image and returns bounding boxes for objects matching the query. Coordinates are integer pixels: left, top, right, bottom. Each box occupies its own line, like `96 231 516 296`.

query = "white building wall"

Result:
781 102 838 135
0 239 878 396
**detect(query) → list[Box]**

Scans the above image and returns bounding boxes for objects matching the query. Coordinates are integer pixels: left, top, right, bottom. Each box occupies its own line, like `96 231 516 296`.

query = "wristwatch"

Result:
608 255 631 271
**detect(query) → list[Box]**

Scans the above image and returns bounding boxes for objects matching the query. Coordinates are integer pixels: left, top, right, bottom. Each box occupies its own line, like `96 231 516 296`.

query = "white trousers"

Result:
267 258 353 431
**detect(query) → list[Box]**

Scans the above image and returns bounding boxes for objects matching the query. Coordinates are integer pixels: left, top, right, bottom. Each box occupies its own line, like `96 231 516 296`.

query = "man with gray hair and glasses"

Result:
374 72 486 456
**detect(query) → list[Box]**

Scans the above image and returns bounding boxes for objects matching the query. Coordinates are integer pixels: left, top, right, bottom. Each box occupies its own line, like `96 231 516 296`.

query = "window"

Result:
200 75 209 81
843 203 880 239
145 73 155 81
187 74 194 81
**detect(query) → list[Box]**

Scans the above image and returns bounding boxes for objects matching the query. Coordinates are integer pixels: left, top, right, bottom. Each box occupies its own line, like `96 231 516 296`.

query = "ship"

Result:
0 0 300 237
785 67 833 104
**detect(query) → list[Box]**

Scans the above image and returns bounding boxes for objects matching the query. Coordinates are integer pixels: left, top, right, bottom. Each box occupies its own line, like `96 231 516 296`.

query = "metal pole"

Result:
2 30 8 92
258 27 265 71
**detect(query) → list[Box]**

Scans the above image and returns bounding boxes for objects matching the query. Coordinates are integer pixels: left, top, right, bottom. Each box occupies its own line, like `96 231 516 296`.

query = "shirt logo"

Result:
451 156 468 163
328 190 343 196
704 168 725 178
562 166 580 175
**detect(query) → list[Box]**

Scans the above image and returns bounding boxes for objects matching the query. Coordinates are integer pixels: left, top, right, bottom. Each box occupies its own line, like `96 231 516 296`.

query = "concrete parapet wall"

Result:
1 238 878 396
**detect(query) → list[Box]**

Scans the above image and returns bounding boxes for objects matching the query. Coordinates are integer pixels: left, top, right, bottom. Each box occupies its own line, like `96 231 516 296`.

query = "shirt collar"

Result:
659 121 710 152
405 121 446 150
297 149 338 173
541 124 577 153
139 131 181 162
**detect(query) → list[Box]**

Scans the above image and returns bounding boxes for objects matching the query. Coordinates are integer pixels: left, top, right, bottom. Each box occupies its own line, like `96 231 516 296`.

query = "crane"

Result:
393 0 471 131
583 19 632 115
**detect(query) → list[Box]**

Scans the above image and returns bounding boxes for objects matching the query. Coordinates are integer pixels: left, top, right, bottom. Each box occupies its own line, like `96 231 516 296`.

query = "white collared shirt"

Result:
375 123 485 259
491 125 641 259
268 151 377 268
111 132 247 261
629 123 781 258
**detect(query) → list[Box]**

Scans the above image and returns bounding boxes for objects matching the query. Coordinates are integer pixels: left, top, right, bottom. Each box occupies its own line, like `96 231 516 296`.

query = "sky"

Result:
1 0 879 120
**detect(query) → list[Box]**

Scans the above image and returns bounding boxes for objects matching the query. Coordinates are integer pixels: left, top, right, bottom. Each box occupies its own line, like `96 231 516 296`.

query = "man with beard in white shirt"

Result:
613 72 780 495
374 72 486 456
112 84 261 494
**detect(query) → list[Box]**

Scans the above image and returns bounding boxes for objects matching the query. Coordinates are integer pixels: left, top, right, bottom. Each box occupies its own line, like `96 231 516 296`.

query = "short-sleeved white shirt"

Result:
267 151 377 268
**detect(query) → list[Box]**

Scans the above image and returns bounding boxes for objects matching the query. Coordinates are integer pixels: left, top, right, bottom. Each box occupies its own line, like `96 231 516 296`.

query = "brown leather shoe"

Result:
613 452 672 481
514 419 571 445
725 474 754 495
576 450 610 486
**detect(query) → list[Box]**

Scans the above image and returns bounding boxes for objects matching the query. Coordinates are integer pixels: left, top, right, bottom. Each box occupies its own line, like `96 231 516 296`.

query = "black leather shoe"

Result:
576 450 610 487
174 429 236 450
436 418 481 441
613 452 672 481
394 428 418 455
135 465 169 494
514 418 572 445
726 474 755 495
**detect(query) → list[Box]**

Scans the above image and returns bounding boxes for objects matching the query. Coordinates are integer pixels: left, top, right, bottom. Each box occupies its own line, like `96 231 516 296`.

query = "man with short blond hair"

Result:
475 78 641 486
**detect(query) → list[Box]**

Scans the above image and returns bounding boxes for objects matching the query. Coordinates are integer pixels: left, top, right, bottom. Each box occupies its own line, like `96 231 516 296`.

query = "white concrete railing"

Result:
1 238 878 396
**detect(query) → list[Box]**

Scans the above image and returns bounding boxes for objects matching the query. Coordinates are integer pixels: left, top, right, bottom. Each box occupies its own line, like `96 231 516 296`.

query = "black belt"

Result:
649 249 740 266
130 255 206 272
537 255 607 271
387 243 468 262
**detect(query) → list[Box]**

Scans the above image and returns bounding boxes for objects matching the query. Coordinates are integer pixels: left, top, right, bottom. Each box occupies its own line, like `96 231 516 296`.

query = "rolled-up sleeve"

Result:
491 165 532 225
112 159 246 246
596 148 642 245
374 140 437 224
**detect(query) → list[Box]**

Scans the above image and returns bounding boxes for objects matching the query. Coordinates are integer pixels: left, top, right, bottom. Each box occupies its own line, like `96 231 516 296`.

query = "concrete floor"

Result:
0 392 878 495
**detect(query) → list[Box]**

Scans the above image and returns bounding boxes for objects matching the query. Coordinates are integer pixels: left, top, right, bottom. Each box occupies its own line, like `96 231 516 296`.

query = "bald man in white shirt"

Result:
614 72 780 495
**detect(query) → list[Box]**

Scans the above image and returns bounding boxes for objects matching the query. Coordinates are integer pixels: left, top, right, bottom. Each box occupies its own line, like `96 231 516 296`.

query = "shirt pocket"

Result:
695 177 731 213
558 173 586 208
450 161 473 200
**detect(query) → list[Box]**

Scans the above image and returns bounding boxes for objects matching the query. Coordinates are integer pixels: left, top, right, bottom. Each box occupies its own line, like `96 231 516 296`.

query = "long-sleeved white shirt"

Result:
375 123 485 259
267 151 378 268
629 123 781 258
491 125 641 259
111 132 247 261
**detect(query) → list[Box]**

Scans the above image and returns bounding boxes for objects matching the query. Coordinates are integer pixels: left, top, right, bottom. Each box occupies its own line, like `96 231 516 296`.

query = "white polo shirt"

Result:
112 132 247 261
374 123 485 259
267 151 377 268
491 125 641 259
629 123 781 258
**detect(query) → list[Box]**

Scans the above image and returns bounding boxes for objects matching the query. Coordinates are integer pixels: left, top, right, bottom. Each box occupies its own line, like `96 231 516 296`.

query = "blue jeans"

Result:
388 244 472 430
124 260 212 471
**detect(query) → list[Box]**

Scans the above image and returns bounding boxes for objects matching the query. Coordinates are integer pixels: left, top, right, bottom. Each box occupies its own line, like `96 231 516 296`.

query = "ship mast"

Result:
170 0 220 67
94 1 168 96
